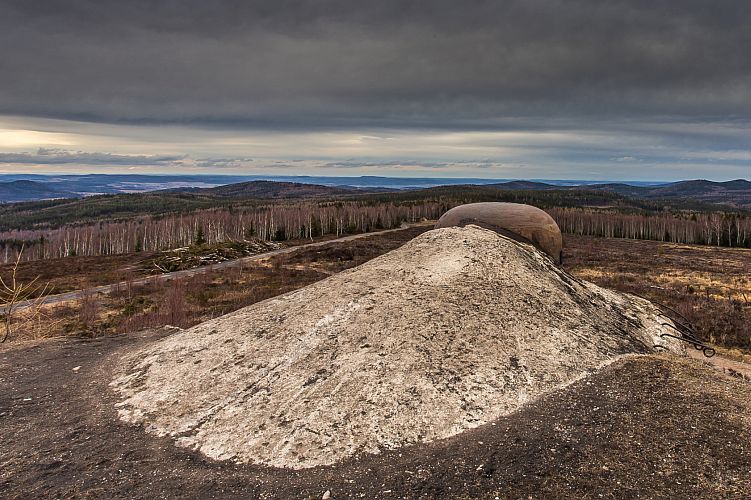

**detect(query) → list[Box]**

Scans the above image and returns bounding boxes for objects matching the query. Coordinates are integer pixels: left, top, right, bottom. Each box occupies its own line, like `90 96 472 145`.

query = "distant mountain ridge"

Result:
0 174 749 207
488 179 751 208
0 180 79 203
0 173 659 195
176 180 370 198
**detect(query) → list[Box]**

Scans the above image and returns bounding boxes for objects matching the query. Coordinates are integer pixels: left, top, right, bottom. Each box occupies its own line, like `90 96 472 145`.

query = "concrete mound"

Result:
111 226 682 469
435 202 563 263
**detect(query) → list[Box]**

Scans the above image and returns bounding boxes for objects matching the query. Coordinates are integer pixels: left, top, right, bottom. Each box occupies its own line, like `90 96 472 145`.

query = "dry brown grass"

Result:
7 226 430 343
564 234 751 351
7 228 750 354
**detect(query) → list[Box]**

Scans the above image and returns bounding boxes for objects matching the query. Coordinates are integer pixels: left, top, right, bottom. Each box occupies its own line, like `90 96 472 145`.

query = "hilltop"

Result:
1 226 750 498
582 179 751 207
487 179 751 208
111 226 681 469
171 180 371 198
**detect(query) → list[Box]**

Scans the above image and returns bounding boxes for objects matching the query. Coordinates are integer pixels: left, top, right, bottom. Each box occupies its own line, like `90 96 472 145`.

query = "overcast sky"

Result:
1 0 750 180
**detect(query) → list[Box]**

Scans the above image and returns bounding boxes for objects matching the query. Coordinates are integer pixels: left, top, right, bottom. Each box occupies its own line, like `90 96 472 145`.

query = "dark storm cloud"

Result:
1 0 751 128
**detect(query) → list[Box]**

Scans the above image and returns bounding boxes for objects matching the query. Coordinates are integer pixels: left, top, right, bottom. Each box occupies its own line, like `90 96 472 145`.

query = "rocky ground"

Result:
2 226 750 498
110 227 683 469
1 329 749 498
151 240 282 273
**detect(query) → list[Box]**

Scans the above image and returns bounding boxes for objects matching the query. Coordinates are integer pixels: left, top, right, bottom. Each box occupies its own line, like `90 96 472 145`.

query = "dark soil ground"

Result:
2 328 750 499
3 231 751 498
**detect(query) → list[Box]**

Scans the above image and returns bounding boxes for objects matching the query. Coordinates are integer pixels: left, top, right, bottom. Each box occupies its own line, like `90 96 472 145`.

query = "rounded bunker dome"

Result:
435 202 563 263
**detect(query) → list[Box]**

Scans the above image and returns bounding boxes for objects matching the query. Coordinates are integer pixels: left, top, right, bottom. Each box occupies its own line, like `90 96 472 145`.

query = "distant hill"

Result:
584 179 751 207
647 179 751 197
2 175 749 208
489 179 751 208
489 181 559 191
0 180 78 203
174 180 372 199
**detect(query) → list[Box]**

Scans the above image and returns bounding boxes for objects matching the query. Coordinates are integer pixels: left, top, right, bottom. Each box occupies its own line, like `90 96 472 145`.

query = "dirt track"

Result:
2 328 750 498
6 223 433 312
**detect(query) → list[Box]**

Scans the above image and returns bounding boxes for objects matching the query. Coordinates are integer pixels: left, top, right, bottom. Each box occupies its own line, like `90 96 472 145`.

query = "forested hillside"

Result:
0 180 78 203
1 182 750 263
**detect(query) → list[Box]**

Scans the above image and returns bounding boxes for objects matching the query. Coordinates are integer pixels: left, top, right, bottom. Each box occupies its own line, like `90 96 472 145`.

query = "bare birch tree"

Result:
0 246 52 342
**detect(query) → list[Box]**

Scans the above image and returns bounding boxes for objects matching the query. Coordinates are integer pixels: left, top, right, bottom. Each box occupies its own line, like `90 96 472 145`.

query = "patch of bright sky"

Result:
0 115 749 181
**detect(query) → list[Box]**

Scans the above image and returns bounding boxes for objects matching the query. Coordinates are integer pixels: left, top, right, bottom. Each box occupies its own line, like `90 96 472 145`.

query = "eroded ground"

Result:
1 330 749 498
2 232 750 498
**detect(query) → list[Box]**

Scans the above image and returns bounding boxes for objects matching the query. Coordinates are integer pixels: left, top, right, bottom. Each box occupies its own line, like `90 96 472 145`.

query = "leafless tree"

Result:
0 246 52 342
3 201 751 264
0 201 445 262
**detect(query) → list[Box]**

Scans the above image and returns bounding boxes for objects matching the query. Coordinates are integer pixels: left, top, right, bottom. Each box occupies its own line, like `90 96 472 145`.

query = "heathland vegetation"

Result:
1 180 749 353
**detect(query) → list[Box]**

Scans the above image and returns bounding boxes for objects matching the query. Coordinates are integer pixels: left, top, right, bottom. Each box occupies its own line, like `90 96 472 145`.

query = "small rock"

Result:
72 366 81 372
322 490 331 499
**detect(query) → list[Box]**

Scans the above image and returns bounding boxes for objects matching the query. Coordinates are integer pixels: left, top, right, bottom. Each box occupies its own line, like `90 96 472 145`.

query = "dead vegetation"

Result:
3 226 430 343
0 252 155 296
0 239 290 297
0 246 52 342
564 234 751 352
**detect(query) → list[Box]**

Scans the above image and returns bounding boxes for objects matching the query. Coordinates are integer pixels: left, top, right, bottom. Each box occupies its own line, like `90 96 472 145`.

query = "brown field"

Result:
4 227 750 356
0 252 159 295
564 234 751 354
3 226 431 343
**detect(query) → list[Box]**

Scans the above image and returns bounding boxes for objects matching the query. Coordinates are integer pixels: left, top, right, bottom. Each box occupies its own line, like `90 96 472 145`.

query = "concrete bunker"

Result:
435 202 563 263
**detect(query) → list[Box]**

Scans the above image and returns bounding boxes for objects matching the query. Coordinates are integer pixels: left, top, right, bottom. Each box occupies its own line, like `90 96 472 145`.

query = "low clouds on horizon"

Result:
0 148 185 166
1 0 750 179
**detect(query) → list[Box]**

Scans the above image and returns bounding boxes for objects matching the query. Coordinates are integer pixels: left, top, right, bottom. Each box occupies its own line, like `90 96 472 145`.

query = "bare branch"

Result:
0 245 52 343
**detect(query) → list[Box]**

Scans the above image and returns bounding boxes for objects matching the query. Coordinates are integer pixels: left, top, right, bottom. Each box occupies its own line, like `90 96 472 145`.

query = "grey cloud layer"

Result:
2 0 751 128
0 148 183 165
